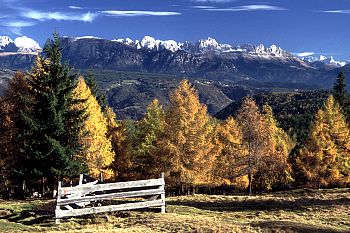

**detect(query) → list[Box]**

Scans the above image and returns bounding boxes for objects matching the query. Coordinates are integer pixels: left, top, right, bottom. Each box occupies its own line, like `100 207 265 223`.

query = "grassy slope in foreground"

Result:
0 188 349 233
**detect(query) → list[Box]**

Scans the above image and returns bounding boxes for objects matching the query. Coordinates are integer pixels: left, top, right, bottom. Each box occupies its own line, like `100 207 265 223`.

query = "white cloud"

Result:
22 10 97 22
204 4 286 11
1 20 36 28
294 52 315 57
69 6 83 10
192 6 216 9
0 20 36 35
322 10 350 14
101 10 181 17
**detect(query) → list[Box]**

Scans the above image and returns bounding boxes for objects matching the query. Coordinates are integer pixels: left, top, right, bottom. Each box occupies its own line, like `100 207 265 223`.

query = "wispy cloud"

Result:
294 52 315 57
1 20 35 28
22 10 97 22
321 10 350 14
101 10 181 17
0 20 36 35
204 4 286 11
69 6 83 10
191 6 216 9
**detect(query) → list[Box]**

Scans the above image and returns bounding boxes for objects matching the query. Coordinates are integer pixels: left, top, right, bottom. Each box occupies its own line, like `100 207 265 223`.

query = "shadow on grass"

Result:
251 220 345 233
0 210 53 225
167 197 350 212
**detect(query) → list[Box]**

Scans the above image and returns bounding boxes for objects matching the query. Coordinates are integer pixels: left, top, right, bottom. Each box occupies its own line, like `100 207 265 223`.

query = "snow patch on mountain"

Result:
0 36 13 49
299 54 347 67
75 36 102 41
14 36 41 53
112 36 292 58
0 35 41 53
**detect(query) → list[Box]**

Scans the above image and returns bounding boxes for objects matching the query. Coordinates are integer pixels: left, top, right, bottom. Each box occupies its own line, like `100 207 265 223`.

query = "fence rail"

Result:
55 173 165 223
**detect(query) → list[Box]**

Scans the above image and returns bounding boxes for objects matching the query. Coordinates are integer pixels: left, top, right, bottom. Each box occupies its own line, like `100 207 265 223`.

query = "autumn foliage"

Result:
0 35 349 197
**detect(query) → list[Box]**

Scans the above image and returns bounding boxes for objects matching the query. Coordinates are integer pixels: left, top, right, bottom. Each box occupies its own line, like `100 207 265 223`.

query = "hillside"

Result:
87 69 322 119
215 91 330 142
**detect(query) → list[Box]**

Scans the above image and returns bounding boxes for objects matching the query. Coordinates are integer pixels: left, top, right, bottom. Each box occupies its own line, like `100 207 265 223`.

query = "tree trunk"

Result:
248 173 252 195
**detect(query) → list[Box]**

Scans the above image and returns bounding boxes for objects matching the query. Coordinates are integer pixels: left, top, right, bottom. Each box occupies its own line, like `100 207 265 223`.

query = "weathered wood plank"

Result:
57 187 164 206
56 199 164 218
59 178 164 195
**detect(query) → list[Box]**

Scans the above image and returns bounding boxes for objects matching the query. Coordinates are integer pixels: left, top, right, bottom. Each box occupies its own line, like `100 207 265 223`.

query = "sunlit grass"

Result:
0 188 349 232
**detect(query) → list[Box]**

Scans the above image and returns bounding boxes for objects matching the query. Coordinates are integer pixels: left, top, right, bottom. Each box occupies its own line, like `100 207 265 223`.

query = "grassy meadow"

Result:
0 188 349 233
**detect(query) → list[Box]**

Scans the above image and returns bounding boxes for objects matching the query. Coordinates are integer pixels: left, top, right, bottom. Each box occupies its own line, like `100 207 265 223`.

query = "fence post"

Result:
160 173 165 213
55 181 62 224
79 174 83 186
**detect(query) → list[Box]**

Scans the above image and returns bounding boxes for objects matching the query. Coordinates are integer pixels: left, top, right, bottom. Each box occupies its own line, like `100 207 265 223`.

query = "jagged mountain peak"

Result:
0 35 41 53
0 36 13 48
300 54 347 67
110 35 291 57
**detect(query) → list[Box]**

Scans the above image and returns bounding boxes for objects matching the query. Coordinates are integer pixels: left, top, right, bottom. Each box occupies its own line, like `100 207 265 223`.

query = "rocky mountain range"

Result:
0 35 347 85
0 35 349 119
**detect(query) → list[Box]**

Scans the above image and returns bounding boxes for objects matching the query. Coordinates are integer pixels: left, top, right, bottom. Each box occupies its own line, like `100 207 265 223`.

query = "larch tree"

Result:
0 72 29 197
20 34 87 192
236 97 265 194
213 116 248 189
104 107 131 181
161 80 215 188
135 98 165 179
297 95 350 187
257 105 294 190
72 77 114 179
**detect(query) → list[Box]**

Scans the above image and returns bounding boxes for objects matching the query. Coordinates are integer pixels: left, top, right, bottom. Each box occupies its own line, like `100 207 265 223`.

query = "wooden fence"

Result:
55 173 165 223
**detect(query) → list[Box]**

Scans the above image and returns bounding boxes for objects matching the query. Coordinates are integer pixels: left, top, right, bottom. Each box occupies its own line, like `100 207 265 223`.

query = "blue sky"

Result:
1 0 350 60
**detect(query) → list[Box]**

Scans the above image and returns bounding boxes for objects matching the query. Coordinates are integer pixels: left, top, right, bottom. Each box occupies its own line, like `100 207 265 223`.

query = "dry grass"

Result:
0 188 349 232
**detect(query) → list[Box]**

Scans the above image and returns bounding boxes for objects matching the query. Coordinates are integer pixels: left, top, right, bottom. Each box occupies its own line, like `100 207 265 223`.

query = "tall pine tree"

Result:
20 33 87 191
85 70 107 112
333 71 349 118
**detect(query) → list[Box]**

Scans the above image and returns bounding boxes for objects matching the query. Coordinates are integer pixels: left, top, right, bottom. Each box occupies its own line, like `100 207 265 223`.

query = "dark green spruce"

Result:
333 71 349 118
19 33 87 192
86 70 108 112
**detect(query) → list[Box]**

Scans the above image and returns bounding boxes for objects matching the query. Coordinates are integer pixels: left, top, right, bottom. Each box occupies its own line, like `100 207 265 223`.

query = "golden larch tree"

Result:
297 95 350 187
213 116 248 189
72 77 114 179
0 72 30 196
135 98 165 179
236 97 265 194
161 79 215 187
105 107 132 181
256 105 294 190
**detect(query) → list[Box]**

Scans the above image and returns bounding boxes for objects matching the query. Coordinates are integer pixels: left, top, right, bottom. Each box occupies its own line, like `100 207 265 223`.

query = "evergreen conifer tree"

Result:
20 33 87 190
333 71 349 118
86 70 107 112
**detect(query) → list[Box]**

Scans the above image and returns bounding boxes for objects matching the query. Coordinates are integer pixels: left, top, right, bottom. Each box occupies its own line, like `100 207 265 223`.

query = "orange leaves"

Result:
162 80 215 186
297 95 350 187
